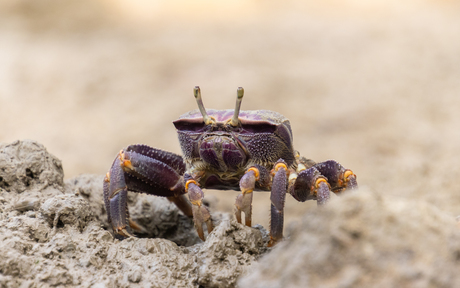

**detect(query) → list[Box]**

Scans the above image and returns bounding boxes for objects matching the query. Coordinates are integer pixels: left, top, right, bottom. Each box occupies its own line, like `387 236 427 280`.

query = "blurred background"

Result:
1 0 460 229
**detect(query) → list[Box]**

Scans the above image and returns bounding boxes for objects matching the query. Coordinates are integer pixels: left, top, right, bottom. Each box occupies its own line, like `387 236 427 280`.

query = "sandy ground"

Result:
1 0 460 251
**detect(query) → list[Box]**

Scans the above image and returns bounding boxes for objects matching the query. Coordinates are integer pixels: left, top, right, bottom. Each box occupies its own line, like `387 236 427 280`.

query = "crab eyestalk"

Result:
194 86 214 125
229 87 244 127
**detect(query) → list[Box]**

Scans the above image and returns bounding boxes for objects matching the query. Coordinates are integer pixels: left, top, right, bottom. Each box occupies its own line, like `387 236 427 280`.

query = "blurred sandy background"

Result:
1 0 460 230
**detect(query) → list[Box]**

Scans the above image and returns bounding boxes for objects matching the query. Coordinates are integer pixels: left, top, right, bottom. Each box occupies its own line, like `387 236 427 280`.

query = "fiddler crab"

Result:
103 87 358 246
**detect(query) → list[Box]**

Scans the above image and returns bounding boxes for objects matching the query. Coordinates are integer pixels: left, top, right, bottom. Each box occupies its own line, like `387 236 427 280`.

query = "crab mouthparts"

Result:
199 137 247 171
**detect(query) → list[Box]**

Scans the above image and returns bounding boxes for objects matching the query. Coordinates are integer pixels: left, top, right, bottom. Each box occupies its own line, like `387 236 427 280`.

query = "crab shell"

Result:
173 109 296 189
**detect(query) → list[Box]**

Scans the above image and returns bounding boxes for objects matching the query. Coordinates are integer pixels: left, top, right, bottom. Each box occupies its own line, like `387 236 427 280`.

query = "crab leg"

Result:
104 160 132 237
167 195 193 217
288 159 357 206
268 161 289 247
314 160 358 192
104 145 191 237
103 171 111 226
119 150 185 195
235 165 270 227
288 165 330 205
186 177 213 241
235 168 257 227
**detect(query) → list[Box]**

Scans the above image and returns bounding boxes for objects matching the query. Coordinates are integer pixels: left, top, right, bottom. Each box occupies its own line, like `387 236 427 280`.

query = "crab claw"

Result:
103 145 191 239
103 162 133 237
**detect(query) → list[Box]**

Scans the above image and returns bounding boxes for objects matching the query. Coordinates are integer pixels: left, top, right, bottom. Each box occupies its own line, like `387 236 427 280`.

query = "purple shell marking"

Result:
174 109 289 126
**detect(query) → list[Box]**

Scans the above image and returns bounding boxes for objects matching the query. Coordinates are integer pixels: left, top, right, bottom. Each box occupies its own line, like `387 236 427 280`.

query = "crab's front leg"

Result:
235 164 270 227
103 145 191 238
185 175 214 241
104 159 131 237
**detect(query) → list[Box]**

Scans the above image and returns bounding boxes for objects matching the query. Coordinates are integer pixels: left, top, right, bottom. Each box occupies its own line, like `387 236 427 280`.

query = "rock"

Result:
13 197 40 212
65 174 107 226
40 194 94 231
0 140 269 287
128 193 201 247
194 214 268 288
0 140 64 193
239 188 460 288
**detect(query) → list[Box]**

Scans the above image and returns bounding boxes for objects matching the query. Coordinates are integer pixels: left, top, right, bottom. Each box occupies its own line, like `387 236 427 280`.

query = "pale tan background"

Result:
1 0 460 230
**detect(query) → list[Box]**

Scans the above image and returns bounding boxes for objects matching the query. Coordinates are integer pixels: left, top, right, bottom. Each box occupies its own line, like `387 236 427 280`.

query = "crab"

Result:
103 86 358 246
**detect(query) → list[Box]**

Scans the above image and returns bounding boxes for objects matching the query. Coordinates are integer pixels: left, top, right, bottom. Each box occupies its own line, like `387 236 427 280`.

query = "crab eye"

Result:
241 123 277 134
173 121 206 132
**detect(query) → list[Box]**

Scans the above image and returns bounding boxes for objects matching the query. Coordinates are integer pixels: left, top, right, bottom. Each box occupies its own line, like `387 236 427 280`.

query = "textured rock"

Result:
65 174 107 225
194 215 268 287
0 140 269 288
40 194 94 231
239 188 460 288
7 139 460 288
0 140 64 193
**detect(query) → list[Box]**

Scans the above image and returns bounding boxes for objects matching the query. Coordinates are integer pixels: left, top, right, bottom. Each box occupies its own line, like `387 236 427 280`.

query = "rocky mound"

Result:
2 140 460 288
0 140 269 287
239 188 460 288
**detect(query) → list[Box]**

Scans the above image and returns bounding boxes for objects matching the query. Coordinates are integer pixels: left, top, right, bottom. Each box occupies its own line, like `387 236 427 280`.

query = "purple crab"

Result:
103 87 357 246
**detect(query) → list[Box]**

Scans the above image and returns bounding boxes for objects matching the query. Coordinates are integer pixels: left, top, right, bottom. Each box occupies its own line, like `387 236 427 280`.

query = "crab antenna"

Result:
193 86 213 125
230 87 244 126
